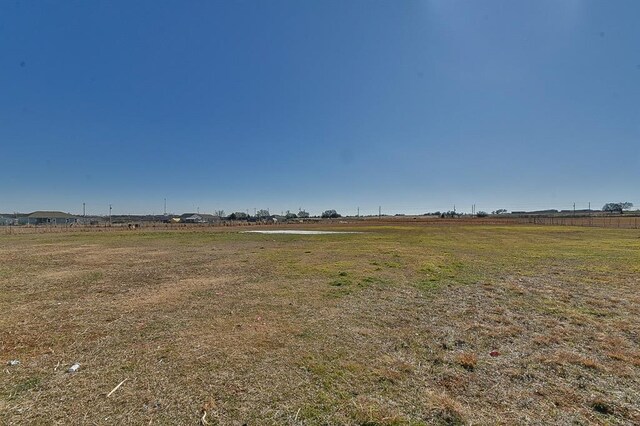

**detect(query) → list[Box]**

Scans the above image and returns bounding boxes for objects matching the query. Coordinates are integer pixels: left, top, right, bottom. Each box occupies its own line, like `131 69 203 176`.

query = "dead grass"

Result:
455 353 477 372
1 224 639 424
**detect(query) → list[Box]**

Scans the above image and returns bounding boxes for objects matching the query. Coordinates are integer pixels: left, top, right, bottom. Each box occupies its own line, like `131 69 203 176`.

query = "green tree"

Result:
602 202 633 213
321 209 341 218
228 212 248 220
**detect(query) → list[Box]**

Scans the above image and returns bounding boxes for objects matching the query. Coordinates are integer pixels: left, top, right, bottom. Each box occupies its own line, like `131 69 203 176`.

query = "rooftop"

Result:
28 211 75 219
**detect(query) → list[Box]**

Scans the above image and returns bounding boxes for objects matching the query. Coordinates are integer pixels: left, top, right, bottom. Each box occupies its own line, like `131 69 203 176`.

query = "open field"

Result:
1 225 639 425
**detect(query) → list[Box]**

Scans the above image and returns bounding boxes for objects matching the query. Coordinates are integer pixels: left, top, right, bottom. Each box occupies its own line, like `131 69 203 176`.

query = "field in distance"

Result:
1 224 639 424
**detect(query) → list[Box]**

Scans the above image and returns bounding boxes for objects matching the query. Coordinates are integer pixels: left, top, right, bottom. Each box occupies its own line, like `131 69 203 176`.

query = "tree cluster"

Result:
221 209 311 221
602 202 633 213
227 212 248 220
440 211 459 218
321 209 341 219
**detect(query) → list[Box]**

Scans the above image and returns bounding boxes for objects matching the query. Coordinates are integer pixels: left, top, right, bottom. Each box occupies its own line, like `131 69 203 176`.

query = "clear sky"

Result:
1 1 638 216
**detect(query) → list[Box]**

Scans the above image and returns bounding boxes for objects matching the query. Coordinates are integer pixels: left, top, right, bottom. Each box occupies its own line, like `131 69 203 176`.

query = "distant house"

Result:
0 214 15 226
178 213 219 224
24 211 78 225
512 209 559 215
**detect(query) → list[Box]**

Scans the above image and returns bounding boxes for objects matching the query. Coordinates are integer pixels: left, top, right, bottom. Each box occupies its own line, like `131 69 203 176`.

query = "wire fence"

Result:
524 215 640 229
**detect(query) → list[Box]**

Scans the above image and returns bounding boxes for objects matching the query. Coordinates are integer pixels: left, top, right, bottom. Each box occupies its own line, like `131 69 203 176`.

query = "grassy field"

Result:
1 225 639 425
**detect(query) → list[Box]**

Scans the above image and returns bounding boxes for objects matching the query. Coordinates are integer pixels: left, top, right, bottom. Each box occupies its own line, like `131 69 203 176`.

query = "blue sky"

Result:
1 1 638 216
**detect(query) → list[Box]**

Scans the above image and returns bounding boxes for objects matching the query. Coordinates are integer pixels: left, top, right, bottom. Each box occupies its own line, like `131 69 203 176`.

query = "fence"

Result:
524 215 640 229
0 220 299 234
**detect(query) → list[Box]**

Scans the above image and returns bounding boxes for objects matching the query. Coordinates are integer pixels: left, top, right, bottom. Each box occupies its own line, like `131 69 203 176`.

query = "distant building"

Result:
511 209 559 215
178 213 219 224
0 214 16 226
24 211 78 225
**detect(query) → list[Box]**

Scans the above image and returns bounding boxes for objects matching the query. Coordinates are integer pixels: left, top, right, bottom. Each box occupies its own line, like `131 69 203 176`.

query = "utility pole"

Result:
357 206 359 217
164 198 167 216
378 206 381 218
83 202 85 217
573 202 576 216
109 204 112 225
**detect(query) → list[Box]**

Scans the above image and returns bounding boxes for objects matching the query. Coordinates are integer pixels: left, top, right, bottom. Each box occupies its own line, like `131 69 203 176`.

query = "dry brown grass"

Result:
455 353 477 372
1 225 639 424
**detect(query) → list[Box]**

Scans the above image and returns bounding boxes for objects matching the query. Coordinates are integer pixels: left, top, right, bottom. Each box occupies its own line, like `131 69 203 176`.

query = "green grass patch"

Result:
11 377 42 398
82 270 103 283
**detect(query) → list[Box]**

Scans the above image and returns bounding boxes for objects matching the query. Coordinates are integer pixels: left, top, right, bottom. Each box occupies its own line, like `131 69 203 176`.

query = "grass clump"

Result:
591 399 614 415
456 353 477 372
330 278 350 287
82 270 103 283
11 377 41 398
